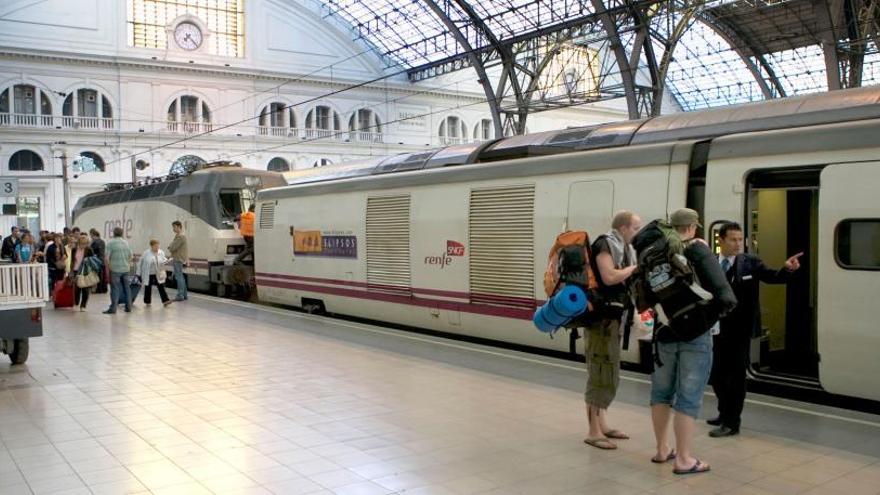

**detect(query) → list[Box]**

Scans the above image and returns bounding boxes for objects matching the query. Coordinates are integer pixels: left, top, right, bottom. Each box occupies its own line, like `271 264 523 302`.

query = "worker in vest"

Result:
236 204 256 262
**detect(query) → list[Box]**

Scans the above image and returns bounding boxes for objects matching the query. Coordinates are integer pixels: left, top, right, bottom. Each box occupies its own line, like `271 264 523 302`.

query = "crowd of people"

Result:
1 222 189 313
577 208 802 476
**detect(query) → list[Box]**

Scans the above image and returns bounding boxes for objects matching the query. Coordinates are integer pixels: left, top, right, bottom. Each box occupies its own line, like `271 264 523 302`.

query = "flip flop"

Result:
651 451 676 463
603 429 630 440
673 459 710 475
583 438 617 450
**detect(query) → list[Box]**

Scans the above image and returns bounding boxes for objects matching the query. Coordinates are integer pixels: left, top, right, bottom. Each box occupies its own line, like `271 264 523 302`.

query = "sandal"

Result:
583 438 617 450
603 429 630 440
651 450 676 463
673 459 710 475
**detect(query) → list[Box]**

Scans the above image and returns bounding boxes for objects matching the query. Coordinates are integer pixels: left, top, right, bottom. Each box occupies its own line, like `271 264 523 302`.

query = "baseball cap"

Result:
670 208 702 228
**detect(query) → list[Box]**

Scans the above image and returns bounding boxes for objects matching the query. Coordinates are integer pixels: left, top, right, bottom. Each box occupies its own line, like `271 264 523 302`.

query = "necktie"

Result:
721 257 731 273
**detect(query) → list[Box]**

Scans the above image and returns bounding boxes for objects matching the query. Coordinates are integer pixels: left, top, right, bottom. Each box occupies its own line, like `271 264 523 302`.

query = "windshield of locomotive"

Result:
218 188 255 228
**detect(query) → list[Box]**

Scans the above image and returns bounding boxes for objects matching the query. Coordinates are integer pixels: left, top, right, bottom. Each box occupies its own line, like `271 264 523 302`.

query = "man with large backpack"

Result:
582 210 642 450
633 208 736 475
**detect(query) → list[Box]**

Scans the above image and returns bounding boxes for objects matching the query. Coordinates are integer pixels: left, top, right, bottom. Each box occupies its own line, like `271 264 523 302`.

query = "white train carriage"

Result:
73 163 286 294
256 87 880 402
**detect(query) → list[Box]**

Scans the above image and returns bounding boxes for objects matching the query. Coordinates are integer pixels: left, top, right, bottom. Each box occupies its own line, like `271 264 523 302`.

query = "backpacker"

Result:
543 231 598 300
631 220 714 345
542 231 600 351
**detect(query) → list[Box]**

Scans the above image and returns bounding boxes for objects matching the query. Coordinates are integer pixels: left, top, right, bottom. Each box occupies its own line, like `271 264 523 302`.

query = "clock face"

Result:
174 22 203 51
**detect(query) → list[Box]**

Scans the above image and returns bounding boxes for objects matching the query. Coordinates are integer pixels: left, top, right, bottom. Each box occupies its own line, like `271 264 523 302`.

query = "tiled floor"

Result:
1 293 879 495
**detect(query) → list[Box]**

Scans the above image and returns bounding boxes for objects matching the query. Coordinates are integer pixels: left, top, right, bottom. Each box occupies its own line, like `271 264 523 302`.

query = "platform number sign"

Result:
1 178 18 197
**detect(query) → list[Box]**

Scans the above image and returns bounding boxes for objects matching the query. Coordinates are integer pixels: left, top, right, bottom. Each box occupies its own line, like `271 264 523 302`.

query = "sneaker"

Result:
163 300 173 307
103 310 115 315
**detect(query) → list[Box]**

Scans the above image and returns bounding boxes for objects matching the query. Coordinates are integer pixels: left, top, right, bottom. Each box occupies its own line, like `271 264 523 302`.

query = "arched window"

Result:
170 155 206 175
439 116 468 145
474 119 493 142
305 105 340 139
62 89 113 129
76 151 106 173
348 109 382 143
267 157 290 172
9 150 44 172
312 158 333 168
167 95 211 133
259 103 297 137
0 85 52 127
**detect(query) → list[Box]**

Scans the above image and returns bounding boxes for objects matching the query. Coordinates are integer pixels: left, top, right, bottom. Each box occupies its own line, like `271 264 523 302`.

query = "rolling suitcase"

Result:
53 280 75 309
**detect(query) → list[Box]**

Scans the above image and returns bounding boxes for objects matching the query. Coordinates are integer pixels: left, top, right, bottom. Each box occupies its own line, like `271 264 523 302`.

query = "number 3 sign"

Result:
1 178 18 197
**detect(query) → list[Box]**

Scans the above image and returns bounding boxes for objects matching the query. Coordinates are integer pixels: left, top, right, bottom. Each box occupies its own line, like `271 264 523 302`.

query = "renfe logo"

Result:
104 206 134 239
425 240 465 269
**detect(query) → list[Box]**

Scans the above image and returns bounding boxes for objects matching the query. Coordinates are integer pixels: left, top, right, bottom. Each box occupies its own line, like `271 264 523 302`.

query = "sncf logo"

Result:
447 240 465 257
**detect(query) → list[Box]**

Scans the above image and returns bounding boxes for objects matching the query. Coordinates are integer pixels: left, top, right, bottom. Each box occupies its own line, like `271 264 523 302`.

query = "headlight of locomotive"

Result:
226 245 245 254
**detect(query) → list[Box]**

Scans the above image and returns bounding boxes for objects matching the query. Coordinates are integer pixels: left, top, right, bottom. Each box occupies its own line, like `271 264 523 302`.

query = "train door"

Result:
566 180 614 234
744 167 821 384
816 163 880 400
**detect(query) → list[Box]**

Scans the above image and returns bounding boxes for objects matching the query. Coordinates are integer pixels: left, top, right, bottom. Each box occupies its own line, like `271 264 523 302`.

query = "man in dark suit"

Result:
708 222 802 437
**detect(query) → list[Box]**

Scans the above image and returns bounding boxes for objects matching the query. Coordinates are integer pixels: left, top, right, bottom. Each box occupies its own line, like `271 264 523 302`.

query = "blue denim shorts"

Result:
650 331 713 418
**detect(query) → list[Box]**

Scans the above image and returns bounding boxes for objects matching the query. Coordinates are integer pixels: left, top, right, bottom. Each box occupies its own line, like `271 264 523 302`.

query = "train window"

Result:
131 185 152 200
218 189 244 225
165 180 180 195
836 219 880 270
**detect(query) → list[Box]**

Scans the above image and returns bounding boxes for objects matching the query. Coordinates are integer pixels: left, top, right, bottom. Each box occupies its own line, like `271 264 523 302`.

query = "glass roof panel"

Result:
863 42 880 86
765 44 828 96
314 1 864 113
652 14 763 111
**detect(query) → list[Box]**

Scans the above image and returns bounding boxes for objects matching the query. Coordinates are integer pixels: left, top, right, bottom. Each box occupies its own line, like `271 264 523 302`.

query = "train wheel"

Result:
9 339 28 365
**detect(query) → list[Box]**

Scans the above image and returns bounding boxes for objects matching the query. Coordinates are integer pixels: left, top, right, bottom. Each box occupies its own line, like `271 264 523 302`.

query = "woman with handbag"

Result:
71 235 97 311
137 239 172 307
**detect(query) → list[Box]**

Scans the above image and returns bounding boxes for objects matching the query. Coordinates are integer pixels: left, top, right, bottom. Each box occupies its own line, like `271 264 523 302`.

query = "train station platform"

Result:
3 295 880 495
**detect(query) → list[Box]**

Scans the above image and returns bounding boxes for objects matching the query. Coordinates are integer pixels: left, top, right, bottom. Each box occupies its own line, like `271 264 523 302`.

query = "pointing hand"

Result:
785 252 803 271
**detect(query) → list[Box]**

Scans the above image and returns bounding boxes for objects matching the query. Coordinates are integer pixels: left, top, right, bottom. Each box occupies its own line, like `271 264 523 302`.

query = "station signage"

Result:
293 229 357 259
1 178 18 197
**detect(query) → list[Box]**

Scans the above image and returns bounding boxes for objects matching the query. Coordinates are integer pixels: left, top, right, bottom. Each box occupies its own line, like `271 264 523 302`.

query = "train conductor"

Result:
708 221 802 437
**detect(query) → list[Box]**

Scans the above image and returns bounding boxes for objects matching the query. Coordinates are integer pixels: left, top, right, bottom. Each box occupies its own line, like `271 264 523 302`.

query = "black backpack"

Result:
631 220 714 344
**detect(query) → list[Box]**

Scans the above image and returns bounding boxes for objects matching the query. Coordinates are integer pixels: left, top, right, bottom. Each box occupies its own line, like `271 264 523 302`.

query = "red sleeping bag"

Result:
53 280 75 308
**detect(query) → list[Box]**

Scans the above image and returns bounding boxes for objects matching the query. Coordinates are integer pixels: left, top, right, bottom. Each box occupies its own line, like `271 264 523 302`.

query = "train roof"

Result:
280 85 880 187
73 165 285 212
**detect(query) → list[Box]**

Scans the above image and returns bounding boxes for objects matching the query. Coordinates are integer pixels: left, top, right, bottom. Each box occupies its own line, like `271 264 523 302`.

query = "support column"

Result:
195 98 202 132
591 0 640 119
423 0 504 139
97 92 104 126
9 85 15 121
174 96 181 131
71 89 78 127
60 154 71 229
34 87 42 126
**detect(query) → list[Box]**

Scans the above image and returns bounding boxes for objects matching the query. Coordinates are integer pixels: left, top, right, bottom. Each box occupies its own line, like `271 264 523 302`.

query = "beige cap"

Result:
670 208 702 228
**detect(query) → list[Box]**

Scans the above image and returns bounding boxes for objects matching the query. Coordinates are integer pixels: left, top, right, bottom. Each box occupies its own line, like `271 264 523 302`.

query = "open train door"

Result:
817 162 880 401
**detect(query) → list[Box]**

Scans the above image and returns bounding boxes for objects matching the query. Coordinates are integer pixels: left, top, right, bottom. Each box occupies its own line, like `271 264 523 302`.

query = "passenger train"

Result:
258 87 880 403
74 87 880 404
73 162 286 294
